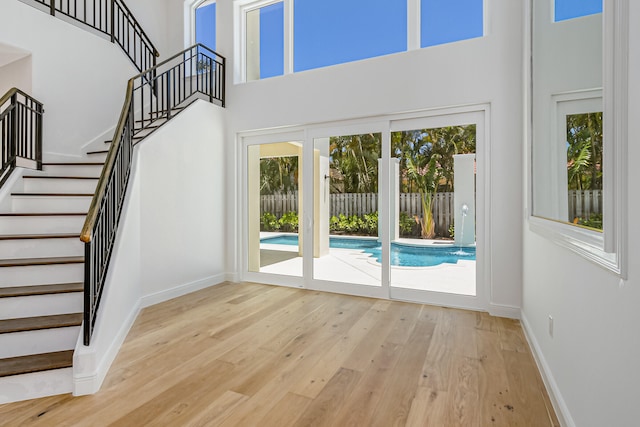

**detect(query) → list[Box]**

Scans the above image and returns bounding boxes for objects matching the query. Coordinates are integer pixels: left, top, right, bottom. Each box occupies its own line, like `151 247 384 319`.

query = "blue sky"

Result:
555 0 602 22
195 2 216 49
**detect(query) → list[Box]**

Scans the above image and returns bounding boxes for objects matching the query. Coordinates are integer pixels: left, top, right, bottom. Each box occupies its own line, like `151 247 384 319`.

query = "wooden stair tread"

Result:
0 256 84 268
0 212 87 217
0 314 82 334
22 176 99 180
0 233 80 240
0 283 83 298
11 193 94 197
42 162 103 166
0 350 74 377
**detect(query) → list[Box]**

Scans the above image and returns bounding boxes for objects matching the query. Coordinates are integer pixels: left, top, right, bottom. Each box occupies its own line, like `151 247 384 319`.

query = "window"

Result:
554 0 602 22
421 0 483 48
234 0 486 82
293 0 406 72
195 1 216 49
530 0 628 276
246 1 284 81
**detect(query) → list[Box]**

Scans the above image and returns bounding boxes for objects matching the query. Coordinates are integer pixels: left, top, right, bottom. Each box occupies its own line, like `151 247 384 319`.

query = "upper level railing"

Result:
30 0 158 72
80 44 225 345
0 89 44 187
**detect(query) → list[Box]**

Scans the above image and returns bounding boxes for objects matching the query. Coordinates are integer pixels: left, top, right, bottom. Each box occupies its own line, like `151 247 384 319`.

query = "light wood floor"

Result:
0 282 559 426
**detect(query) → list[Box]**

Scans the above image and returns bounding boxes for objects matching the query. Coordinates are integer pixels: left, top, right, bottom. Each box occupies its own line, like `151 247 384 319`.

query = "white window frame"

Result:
233 0 291 83
527 0 628 278
184 0 217 49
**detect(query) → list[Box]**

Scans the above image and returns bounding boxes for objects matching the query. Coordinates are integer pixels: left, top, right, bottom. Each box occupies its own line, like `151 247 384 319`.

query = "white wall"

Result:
138 100 228 303
123 0 173 59
74 100 228 394
522 3 640 427
0 42 32 95
0 1 136 159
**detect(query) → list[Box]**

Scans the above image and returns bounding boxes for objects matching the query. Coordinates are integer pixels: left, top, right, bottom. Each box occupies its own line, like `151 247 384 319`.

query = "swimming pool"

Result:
260 235 475 267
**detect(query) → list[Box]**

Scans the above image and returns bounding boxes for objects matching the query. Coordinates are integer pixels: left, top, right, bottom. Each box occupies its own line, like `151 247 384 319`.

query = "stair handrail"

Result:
30 0 159 72
80 44 225 345
0 88 44 187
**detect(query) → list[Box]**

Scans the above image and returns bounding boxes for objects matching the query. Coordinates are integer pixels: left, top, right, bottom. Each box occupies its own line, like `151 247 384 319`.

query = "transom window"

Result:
234 0 484 82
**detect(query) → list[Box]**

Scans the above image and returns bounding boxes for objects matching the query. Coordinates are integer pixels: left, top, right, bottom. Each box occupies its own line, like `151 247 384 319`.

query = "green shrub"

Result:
577 213 603 230
399 212 415 236
261 212 280 231
362 212 378 234
278 211 299 232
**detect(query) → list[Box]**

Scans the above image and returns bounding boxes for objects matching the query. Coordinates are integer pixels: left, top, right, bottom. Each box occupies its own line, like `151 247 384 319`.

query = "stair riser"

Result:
12 196 92 213
0 293 83 320
0 367 73 404
0 238 83 259
23 179 98 193
0 263 84 287
0 216 85 234
42 164 103 177
86 152 108 162
0 326 80 359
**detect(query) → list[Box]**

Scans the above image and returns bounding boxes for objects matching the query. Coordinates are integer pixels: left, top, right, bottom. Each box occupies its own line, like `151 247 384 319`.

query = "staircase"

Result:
0 157 104 403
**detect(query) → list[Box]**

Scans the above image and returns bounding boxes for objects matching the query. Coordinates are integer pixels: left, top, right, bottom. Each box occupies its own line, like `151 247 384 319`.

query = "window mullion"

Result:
407 0 420 50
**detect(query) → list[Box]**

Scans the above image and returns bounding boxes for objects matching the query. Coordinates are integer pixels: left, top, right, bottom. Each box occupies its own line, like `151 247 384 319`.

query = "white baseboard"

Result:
520 312 574 427
488 302 521 319
140 274 227 308
73 300 141 396
225 271 240 283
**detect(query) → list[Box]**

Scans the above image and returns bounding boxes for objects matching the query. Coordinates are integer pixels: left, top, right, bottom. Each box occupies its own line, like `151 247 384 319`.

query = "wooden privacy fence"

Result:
568 190 602 220
260 192 455 235
261 189 603 233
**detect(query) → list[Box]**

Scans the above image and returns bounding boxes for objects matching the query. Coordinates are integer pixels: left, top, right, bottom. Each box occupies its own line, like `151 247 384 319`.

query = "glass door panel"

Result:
389 126 477 296
311 133 382 287
247 142 303 277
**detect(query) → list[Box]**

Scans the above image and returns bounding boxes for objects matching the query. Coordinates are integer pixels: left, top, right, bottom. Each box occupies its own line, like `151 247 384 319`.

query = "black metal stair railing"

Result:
80 44 225 345
31 0 158 73
0 88 44 187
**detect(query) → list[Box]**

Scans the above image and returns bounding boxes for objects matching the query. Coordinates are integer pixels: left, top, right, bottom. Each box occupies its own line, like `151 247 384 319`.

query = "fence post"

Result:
50 0 55 16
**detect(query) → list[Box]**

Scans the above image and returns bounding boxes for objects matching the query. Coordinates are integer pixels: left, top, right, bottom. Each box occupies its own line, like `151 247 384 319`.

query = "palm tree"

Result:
406 154 442 239
566 112 602 191
329 133 380 193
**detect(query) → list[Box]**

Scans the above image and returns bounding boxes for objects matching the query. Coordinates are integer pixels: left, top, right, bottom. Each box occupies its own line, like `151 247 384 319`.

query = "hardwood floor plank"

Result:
294 367 362 427
444 355 481 427
406 387 449 427
370 307 437 427
0 283 558 427
182 391 250 427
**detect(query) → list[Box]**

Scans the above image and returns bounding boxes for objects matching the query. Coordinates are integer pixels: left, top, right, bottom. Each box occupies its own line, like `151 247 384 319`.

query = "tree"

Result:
566 112 602 191
260 156 298 195
329 133 380 193
406 154 442 239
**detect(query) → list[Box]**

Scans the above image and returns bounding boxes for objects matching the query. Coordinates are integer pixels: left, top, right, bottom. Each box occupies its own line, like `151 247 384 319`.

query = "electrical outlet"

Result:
548 315 554 337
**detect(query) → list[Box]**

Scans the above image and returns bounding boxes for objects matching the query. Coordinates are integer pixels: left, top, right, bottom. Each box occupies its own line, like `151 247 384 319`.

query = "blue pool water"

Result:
260 235 475 267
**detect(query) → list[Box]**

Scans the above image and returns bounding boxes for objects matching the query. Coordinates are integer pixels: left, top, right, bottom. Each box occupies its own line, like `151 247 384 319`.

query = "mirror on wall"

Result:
531 0 603 230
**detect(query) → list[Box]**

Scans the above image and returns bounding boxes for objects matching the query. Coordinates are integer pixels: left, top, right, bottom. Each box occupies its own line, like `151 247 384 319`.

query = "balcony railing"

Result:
31 0 158 72
0 88 44 187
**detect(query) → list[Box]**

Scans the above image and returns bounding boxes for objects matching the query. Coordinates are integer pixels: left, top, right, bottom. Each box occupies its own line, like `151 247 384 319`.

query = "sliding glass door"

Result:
242 110 486 307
